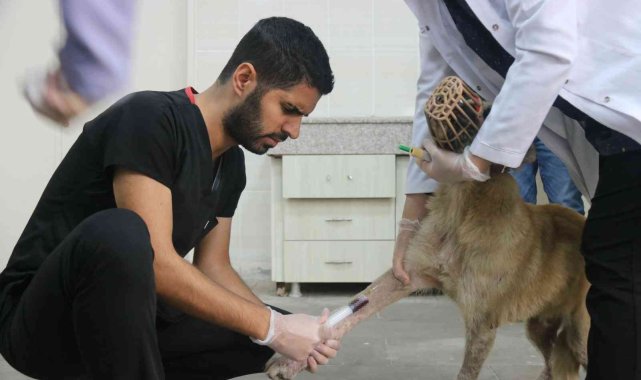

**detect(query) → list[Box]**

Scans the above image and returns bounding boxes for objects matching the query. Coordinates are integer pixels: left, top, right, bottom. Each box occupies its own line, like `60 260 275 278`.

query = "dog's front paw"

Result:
265 355 307 379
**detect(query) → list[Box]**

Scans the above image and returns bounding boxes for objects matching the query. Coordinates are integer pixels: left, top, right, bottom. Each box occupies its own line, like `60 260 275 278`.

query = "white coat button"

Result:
492 24 499 31
604 96 611 103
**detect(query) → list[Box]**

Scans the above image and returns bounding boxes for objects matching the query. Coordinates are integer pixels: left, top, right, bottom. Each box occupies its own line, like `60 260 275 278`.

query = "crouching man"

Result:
0 17 339 379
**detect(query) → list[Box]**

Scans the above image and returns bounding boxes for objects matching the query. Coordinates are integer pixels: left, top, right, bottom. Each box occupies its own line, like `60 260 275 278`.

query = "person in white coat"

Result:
394 1 641 379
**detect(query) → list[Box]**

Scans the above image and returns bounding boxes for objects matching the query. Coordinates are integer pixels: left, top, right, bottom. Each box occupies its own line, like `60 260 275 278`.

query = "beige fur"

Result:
266 173 590 380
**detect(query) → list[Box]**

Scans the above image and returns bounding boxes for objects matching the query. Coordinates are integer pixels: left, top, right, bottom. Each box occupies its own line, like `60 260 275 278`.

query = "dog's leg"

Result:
526 317 561 380
331 268 437 337
566 304 590 370
457 318 497 380
550 329 581 380
549 307 589 380
265 269 437 379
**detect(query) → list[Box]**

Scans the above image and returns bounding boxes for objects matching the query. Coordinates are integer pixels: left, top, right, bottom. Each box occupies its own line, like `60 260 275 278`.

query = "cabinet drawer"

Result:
283 199 395 241
282 155 395 198
283 241 394 282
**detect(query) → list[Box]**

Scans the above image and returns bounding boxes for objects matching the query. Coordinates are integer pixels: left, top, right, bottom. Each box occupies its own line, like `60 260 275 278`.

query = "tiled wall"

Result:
190 0 421 278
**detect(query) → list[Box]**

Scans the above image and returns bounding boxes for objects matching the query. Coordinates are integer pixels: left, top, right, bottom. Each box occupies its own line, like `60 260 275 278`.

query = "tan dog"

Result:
266 172 589 380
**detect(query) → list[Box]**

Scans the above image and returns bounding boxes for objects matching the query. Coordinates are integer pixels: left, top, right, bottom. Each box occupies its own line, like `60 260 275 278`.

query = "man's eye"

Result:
282 105 297 114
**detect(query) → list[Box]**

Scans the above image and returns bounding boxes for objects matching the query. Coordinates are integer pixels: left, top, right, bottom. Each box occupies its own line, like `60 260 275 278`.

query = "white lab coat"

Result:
404 0 641 198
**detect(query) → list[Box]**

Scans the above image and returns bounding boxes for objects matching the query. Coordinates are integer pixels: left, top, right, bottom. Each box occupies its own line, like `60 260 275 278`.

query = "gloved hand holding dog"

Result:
417 139 491 183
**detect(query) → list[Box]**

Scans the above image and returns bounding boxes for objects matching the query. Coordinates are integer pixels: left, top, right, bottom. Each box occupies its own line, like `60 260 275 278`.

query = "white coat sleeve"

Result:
405 23 455 194
470 0 578 168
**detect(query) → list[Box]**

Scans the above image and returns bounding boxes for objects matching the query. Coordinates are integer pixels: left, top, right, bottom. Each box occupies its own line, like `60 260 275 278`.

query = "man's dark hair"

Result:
217 17 334 95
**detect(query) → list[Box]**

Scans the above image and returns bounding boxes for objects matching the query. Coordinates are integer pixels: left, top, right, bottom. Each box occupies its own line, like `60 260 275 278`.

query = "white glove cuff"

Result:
250 307 276 345
462 147 490 182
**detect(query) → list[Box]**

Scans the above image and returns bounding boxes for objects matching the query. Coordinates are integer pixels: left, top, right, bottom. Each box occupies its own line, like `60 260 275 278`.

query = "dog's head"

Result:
424 76 485 154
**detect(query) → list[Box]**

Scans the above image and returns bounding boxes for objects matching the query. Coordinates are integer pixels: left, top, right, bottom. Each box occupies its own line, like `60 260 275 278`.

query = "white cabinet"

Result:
271 154 409 294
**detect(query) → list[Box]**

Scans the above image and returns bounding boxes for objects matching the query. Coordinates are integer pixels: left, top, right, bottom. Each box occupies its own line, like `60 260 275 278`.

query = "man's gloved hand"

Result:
253 308 339 363
393 218 421 286
417 139 490 183
23 67 88 127
306 335 341 373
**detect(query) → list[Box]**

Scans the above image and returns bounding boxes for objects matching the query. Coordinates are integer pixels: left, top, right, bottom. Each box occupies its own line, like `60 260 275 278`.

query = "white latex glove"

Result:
252 308 333 362
417 139 490 183
23 67 88 126
306 338 341 373
393 219 421 286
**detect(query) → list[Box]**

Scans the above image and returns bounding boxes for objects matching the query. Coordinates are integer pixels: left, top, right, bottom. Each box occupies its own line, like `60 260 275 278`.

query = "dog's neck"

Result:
432 173 524 229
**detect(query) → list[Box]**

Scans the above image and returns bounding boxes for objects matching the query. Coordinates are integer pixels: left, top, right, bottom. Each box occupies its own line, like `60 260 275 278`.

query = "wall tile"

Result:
237 0 285 36
196 0 240 51
328 0 372 50
282 0 329 44
373 49 419 116
373 0 418 50
327 49 374 117
310 94 329 118
194 51 234 90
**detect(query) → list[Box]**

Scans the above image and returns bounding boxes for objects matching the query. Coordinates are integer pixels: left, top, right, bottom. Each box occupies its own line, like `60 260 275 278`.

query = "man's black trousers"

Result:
0 209 274 379
583 150 641 379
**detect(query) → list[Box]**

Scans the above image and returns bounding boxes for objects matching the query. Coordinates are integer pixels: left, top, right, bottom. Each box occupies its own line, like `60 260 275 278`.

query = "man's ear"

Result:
231 62 257 97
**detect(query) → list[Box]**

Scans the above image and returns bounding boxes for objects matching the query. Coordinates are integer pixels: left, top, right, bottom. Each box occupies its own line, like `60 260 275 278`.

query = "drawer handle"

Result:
324 261 353 265
324 218 353 222
347 175 353 180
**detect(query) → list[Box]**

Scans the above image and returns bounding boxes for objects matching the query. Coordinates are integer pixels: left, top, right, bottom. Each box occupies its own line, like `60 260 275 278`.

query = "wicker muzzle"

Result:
424 76 486 153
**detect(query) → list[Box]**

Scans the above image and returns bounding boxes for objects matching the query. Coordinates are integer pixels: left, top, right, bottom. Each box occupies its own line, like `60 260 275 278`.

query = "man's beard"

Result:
222 87 288 155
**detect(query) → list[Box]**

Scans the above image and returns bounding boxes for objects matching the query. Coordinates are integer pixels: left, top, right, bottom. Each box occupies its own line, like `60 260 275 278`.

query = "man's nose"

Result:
282 117 302 139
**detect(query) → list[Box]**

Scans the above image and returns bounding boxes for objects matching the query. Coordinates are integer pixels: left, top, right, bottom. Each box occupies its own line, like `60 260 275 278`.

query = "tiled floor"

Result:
0 283 586 379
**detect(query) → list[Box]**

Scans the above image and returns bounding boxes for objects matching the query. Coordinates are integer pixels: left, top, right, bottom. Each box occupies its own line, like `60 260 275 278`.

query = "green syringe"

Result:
399 144 431 161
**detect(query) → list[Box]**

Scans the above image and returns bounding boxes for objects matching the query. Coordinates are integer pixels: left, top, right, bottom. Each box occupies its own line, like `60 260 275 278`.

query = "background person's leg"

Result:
582 151 641 380
0 209 163 379
536 138 585 214
510 145 539 204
